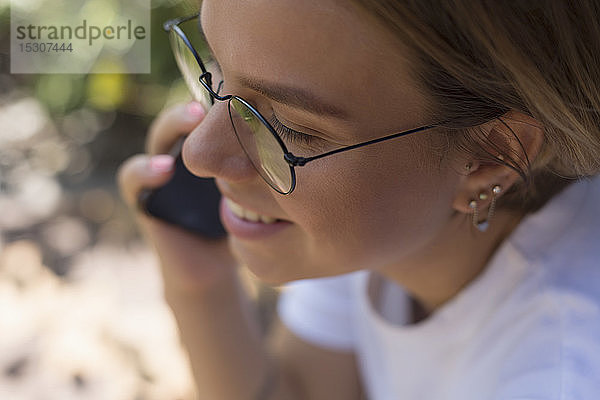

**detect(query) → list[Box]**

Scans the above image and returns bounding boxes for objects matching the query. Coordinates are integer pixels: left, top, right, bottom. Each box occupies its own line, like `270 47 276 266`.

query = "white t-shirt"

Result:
278 176 600 400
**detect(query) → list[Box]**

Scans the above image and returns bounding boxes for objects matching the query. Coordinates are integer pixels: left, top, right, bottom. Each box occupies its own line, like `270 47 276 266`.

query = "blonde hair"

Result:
353 0 600 211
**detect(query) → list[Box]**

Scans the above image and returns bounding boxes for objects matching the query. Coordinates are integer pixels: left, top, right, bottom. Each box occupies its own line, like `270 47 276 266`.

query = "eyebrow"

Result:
237 75 350 119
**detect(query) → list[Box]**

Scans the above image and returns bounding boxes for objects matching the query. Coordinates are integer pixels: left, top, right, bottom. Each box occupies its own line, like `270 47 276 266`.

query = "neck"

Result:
377 209 523 319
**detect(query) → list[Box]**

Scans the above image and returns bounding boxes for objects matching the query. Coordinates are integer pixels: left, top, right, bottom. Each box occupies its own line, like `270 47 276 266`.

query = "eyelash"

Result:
268 113 317 148
207 59 320 150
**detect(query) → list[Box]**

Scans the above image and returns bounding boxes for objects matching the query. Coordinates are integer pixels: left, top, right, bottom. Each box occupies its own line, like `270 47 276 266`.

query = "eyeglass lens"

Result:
169 30 214 112
229 98 293 193
169 28 294 194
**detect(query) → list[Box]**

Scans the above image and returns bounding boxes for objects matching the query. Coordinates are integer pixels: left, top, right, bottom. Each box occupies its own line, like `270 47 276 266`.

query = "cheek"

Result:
283 142 459 270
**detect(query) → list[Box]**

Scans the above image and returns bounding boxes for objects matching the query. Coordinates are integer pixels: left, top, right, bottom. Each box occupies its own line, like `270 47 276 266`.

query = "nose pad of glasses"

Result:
216 80 225 95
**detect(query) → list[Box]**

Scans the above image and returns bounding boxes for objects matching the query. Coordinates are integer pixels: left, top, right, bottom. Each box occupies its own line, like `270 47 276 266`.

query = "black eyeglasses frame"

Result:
164 13 437 195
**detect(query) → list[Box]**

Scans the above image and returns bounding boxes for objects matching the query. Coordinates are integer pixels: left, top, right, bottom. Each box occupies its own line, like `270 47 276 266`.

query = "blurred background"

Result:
0 0 276 398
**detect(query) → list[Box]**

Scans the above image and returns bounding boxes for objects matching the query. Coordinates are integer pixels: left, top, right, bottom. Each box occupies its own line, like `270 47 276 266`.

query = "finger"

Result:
117 154 175 208
146 101 207 156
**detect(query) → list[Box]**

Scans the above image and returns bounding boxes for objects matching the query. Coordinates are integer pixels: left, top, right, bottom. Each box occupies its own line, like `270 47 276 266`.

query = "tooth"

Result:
227 198 279 223
226 198 245 219
260 215 277 224
244 210 260 222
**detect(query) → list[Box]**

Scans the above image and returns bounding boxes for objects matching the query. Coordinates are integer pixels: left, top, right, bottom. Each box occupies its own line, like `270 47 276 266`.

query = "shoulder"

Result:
485 248 600 400
509 176 600 263
488 284 600 400
469 176 600 399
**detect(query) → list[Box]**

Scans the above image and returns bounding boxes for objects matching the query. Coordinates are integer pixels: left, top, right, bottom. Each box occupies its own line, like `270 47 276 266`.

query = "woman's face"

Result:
183 0 465 284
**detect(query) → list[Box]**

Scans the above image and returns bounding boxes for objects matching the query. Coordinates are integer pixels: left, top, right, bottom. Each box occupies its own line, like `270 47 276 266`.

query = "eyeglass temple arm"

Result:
284 125 435 167
163 14 435 171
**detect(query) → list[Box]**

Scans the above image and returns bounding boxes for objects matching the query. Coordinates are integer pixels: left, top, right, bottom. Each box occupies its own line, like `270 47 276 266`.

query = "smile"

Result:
224 198 279 224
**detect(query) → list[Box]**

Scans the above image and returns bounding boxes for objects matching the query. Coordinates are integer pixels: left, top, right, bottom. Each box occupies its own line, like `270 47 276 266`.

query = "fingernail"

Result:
150 155 174 174
186 101 205 117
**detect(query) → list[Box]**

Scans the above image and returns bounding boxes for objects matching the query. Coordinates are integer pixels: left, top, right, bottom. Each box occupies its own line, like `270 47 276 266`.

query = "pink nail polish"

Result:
187 101 205 117
150 155 174 173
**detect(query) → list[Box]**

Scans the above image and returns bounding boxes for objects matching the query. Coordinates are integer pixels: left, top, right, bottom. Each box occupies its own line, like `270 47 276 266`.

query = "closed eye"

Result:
268 113 325 152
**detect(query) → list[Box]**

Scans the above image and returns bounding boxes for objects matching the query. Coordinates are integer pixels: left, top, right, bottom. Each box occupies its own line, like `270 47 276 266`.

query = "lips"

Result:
220 196 292 240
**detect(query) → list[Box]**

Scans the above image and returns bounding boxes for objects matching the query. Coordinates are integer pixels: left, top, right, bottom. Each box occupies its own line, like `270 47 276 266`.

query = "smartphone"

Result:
137 137 227 239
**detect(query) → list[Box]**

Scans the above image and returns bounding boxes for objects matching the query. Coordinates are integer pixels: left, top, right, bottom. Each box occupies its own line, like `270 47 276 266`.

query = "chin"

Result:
229 240 322 286
243 261 300 287
229 242 292 285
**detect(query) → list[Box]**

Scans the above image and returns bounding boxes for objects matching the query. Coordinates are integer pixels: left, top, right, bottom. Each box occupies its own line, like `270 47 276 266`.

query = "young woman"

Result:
118 1 600 399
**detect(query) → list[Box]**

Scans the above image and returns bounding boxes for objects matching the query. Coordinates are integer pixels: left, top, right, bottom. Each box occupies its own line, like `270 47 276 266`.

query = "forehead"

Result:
201 0 426 130
202 1 370 76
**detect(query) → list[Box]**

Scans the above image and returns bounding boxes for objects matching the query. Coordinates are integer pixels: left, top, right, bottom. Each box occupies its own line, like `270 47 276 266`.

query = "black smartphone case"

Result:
138 140 227 239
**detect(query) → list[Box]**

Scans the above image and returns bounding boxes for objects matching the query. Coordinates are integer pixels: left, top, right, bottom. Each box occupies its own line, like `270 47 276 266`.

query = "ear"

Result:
452 111 544 215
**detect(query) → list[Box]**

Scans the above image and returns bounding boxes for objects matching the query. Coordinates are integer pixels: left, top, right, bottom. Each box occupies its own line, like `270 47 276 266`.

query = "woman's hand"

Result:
117 102 238 295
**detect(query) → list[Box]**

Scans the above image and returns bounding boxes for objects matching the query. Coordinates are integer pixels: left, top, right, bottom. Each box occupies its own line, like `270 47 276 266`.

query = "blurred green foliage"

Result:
0 0 201 120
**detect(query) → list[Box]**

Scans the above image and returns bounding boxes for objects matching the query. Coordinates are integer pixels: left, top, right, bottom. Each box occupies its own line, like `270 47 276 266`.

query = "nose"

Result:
182 101 256 182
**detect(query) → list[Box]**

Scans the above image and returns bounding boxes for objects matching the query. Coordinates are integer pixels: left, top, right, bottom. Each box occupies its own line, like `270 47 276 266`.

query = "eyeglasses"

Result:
163 13 436 195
